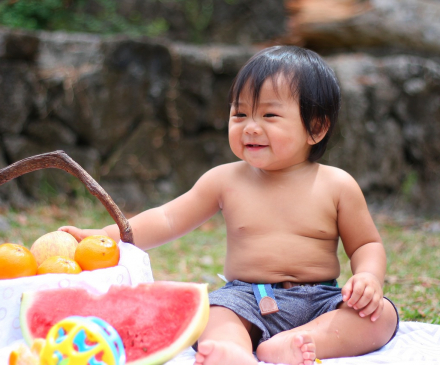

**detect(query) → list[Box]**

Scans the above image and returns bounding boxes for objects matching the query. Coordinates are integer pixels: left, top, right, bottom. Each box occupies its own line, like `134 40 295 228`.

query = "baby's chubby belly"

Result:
223 235 340 284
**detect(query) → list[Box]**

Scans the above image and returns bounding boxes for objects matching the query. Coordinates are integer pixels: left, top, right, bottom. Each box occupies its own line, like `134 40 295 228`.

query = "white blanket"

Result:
165 321 440 365
1 321 439 364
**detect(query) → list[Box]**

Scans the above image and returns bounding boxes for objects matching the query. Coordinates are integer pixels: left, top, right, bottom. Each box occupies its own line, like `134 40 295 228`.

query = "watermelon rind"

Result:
20 282 210 365
19 293 35 347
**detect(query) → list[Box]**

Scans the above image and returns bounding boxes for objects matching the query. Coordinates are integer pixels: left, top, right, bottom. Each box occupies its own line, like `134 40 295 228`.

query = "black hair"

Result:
229 45 340 162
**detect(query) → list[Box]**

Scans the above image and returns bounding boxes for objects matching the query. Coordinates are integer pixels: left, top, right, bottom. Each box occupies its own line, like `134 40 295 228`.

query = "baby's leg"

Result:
195 305 259 365
256 299 398 364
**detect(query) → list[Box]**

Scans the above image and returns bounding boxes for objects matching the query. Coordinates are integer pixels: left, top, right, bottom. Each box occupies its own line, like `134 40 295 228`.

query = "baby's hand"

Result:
58 226 108 243
341 272 384 322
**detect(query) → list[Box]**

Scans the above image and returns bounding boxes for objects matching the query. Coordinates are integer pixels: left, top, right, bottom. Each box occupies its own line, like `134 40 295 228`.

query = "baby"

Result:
60 45 399 365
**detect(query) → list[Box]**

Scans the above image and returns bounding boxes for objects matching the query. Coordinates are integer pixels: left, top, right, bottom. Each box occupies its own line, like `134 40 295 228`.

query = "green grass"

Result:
1 199 439 324
0 197 114 246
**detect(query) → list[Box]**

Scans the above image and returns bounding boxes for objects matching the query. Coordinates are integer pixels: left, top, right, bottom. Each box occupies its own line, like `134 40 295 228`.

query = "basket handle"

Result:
0 150 134 244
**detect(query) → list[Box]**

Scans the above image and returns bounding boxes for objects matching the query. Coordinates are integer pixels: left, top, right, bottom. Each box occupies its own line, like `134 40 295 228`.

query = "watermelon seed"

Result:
142 347 148 352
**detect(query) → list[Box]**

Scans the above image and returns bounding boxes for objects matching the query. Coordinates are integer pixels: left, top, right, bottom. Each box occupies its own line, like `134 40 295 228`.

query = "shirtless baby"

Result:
60 45 399 365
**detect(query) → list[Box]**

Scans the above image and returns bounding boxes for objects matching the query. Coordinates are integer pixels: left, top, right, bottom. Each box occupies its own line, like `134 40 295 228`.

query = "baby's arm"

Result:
59 166 223 249
335 170 386 322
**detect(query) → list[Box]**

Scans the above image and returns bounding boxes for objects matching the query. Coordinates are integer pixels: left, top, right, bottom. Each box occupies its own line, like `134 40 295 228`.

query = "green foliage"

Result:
401 170 418 200
0 0 73 30
0 0 169 37
66 0 169 37
0 0 236 41
183 0 213 42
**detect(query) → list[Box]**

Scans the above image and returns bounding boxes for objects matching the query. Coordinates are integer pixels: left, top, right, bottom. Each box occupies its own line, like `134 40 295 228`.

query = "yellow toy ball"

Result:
40 316 125 365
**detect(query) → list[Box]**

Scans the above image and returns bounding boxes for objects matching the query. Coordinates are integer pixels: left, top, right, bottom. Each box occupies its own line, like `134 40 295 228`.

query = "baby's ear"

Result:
307 117 330 145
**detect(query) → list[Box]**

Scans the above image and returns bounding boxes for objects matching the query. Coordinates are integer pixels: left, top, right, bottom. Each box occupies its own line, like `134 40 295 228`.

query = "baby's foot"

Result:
257 331 317 365
194 340 258 365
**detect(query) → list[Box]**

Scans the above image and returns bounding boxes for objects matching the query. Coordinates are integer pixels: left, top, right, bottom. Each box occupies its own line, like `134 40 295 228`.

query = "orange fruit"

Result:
0 243 38 279
74 235 120 271
37 256 82 275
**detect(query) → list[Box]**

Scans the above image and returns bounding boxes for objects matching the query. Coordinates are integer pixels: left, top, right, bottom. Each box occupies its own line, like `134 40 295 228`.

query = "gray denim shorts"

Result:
209 280 399 345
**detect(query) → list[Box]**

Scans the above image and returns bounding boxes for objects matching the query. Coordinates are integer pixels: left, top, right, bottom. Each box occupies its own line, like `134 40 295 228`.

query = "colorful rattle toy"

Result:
40 316 126 365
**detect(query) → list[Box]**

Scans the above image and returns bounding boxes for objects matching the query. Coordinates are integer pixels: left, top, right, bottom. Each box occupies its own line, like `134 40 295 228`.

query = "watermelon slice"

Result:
20 282 209 364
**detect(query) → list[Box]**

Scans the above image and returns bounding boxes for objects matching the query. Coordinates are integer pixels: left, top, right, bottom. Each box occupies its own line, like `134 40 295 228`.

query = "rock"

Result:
170 43 257 134
37 31 102 69
0 28 39 61
100 180 149 212
0 63 36 134
39 36 173 157
168 132 237 197
284 0 440 54
326 53 440 214
0 153 30 209
100 120 171 180
24 119 77 146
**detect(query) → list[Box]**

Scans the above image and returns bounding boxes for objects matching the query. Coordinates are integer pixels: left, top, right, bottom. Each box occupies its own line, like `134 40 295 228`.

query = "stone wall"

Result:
1 2 440 215
326 54 440 214
0 28 256 211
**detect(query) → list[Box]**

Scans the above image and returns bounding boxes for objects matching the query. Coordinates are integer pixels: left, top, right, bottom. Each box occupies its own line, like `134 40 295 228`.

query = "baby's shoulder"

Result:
317 164 359 187
200 161 246 183
205 161 247 176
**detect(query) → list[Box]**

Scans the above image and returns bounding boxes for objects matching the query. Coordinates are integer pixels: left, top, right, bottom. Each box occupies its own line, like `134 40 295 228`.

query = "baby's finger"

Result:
58 226 83 242
341 279 353 302
352 286 375 310
358 292 381 317
369 298 385 322
346 282 366 308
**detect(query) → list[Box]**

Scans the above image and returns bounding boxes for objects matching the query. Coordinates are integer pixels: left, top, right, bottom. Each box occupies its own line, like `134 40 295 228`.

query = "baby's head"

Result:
229 45 340 162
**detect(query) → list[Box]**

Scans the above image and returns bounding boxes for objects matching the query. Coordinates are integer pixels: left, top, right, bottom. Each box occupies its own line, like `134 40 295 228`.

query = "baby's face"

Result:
228 76 314 172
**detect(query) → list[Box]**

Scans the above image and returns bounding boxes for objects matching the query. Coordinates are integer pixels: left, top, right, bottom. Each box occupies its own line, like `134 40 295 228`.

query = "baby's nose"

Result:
244 119 262 134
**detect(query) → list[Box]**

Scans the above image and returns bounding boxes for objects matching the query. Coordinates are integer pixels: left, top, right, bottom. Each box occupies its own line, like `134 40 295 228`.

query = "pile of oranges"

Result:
0 233 120 280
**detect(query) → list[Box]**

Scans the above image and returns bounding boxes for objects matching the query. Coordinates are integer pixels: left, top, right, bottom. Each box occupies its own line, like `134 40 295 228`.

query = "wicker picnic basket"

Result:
0 150 155 348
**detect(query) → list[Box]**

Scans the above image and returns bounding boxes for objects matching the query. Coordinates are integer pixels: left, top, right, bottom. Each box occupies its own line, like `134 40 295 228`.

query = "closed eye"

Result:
233 113 246 118
264 113 279 118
